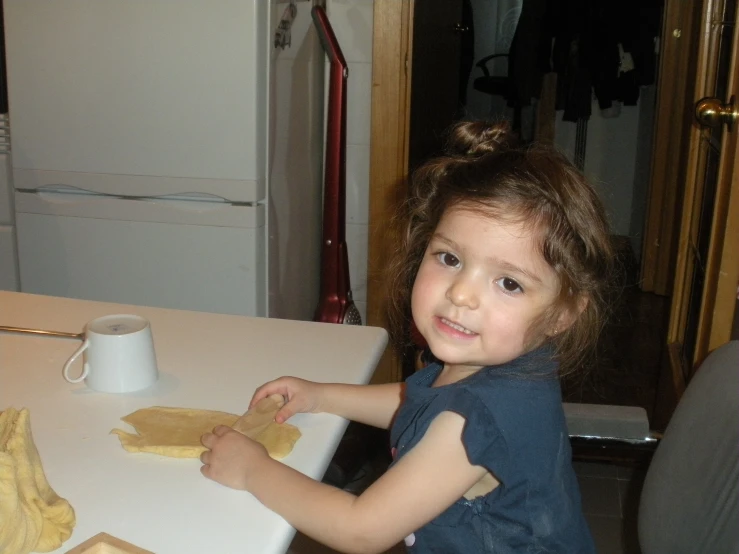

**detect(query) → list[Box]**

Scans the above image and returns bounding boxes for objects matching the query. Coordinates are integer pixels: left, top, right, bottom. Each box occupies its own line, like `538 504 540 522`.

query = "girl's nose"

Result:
446 275 480 310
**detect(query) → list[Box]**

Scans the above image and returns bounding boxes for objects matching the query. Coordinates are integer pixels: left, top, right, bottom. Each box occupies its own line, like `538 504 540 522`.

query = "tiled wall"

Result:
326 0 374 324
0 118 19 290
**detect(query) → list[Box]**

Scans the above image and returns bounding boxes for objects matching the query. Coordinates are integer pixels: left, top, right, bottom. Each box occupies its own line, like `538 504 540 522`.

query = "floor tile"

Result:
585 514 625 554
578 475 622 517
574 461 619 478
616 464 650 482
621 514 642 554
617 464 637 481
618 476 643 518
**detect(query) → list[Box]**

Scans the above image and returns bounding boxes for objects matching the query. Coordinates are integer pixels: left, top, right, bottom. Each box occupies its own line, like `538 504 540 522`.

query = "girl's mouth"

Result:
438 317 477 337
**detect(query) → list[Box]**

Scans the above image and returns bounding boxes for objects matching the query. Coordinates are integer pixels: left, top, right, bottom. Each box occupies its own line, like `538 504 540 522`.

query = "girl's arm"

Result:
202 410 490 554
315 382 404 429
251 378 405 430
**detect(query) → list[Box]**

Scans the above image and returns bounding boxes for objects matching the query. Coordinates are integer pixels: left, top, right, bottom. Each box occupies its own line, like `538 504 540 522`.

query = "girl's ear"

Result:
550 295 589 336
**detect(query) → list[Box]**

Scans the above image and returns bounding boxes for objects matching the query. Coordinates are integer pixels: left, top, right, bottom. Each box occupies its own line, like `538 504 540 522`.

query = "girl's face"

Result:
411 206 562 373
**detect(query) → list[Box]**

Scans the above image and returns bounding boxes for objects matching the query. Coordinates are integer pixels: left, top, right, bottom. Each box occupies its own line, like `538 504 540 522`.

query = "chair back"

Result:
638 341 739 553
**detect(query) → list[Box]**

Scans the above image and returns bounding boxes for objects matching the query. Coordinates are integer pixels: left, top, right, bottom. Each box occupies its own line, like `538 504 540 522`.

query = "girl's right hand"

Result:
249 377 325 423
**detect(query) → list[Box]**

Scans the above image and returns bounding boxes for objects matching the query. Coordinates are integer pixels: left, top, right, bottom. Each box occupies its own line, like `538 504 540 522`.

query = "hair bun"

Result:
445 120 517 157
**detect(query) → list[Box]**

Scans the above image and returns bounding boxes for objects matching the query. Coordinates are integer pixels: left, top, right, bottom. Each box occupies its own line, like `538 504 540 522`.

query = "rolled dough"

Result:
111 405 301 460
0 407 76 554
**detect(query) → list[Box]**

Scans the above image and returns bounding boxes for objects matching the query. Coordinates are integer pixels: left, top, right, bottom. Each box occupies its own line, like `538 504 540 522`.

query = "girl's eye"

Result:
437 252 460 268
496 277 523 294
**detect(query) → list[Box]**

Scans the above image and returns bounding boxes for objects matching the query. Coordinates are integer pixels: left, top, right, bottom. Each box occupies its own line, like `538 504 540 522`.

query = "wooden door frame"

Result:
667 0 739 366
696 1 739 358
652 0 739 427
366 0 413 383
640 0 703 294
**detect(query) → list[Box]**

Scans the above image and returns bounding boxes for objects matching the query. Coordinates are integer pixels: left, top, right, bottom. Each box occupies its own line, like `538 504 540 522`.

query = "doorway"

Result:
367 0 739 429
405 0 671 422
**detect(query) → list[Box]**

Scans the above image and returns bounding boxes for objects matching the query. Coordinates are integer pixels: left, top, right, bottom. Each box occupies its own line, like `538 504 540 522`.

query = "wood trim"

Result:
66 532 155 554
697 6 739 360
366 0 412 384
667 0 725 348
640 0 702 294
706 150 739 352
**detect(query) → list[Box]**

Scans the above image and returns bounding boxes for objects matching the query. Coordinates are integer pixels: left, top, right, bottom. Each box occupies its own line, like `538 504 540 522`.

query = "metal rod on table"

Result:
0 325 84 340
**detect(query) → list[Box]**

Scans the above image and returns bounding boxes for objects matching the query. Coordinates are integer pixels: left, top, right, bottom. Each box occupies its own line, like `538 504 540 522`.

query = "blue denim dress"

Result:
390 348 595 553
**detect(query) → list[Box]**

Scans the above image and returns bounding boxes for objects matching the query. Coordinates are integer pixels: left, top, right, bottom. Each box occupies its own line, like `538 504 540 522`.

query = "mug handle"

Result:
63 339 90 383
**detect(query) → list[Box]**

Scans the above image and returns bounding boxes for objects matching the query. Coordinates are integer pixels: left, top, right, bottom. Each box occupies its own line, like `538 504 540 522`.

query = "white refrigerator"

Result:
3 0 325 320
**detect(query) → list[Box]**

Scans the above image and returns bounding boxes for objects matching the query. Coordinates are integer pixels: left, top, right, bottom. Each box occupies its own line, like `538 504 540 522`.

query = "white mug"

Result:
63 314 159 393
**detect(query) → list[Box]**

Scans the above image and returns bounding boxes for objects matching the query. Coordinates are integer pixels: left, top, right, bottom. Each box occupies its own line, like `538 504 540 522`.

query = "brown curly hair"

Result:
385 120 616 377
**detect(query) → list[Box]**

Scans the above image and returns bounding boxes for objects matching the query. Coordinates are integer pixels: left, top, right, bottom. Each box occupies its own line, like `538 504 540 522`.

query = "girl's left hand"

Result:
200 425 269 490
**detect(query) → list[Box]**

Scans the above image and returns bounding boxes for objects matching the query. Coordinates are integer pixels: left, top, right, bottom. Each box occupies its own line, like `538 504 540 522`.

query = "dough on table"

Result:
0 407 76 554
111 405 301 460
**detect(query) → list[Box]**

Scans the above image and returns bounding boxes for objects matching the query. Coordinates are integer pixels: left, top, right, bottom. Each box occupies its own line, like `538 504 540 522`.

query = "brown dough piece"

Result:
232 395 302 459
111 405 301 460
232 394 285 438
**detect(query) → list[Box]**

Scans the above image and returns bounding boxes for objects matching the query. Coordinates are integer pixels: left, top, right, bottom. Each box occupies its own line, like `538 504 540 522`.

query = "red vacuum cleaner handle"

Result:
312 6 357 324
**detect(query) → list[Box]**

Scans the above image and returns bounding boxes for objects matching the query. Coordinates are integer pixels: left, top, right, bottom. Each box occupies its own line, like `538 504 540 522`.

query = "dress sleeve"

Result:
444 387 508 471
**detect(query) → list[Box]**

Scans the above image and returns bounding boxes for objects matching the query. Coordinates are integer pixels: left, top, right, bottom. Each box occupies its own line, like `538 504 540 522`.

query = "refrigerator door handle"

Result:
17 184 258 206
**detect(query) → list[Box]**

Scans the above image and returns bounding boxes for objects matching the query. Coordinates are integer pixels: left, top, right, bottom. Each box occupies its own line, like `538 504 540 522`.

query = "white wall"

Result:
630 85 657 259
554 89 656 254
326 0 374 324
555 105 639 237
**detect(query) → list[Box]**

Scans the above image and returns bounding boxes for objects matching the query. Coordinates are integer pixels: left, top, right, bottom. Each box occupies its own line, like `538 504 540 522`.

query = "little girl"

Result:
200 121 613 553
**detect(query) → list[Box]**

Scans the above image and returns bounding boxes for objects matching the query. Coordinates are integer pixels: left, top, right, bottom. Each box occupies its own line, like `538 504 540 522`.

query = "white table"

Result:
0 292 388 553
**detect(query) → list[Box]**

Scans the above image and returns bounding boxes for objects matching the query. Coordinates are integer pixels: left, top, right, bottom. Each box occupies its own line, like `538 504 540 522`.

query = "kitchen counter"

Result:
0 291 388 553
